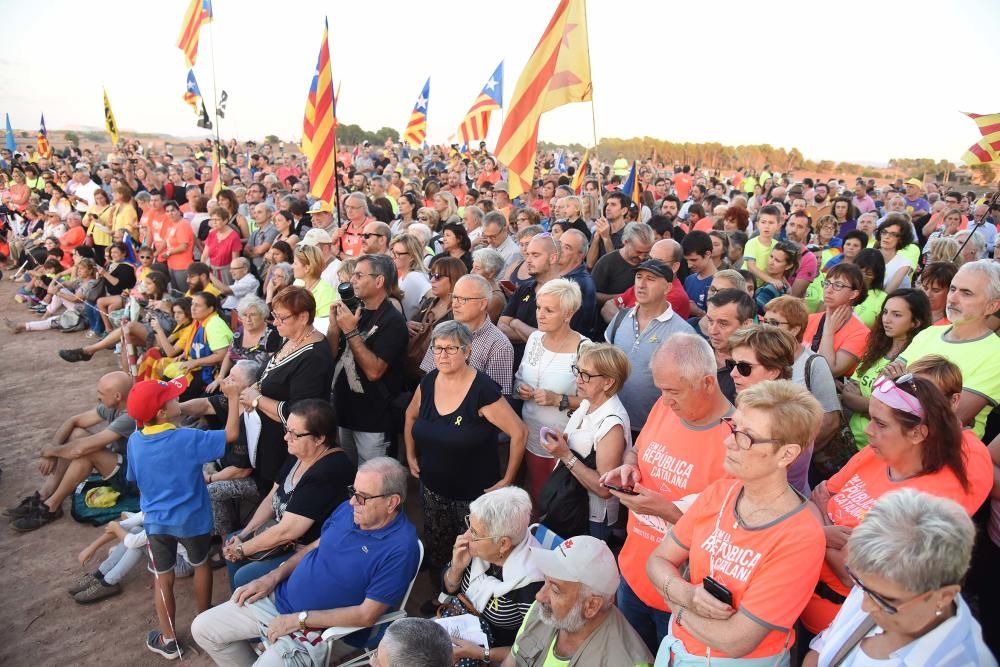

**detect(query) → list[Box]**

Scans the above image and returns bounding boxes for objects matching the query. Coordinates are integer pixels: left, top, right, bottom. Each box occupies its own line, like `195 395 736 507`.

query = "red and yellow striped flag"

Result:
570 148 591 194
494 0 592 199
302 19 338 204
961 132 1000 165
176 0 213 68
962 111 1000 137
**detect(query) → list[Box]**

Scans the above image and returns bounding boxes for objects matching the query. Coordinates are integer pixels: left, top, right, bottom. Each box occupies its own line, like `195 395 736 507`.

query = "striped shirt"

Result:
419 318 515 395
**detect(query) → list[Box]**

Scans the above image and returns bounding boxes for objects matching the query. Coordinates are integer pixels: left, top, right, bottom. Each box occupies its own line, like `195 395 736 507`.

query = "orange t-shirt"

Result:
142 210 169 256
59 226 87 267
163 220 194 270
618 400 732 610
693 217 715 232
669 480 825 659
674 173 693 202
802 312 870 376
801 435 992 632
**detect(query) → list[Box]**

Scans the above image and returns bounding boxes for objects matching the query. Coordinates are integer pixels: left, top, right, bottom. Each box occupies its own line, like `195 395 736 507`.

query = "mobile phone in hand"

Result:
500 280 516 293
702 576 734 607
601 482 639 496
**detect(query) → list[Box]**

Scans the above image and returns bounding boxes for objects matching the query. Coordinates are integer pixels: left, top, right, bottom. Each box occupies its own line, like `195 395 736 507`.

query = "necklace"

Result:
275 328 313 362
733 486 793 529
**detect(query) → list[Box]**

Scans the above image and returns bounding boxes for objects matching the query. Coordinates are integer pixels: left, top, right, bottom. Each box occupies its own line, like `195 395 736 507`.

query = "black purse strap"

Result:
828 614 877 666
810 314 827 352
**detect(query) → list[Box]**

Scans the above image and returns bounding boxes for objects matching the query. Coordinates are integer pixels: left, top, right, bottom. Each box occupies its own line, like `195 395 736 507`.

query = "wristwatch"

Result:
483 645 491 663
251 396 260 410
558 394 569 412
298 611 309 631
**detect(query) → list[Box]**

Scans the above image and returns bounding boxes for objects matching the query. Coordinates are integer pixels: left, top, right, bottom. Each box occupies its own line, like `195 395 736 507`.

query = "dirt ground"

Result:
0 276 429 666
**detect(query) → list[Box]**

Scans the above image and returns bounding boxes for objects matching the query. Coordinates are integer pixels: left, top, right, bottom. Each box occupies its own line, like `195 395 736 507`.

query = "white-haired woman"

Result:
515 278 589 506
442 487 544 666
804 489 994 667
472 247 507 323
206 295 279 394
647 380 826 665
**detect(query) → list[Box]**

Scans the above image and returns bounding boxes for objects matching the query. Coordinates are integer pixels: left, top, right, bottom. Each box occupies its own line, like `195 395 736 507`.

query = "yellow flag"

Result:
103 88 120 146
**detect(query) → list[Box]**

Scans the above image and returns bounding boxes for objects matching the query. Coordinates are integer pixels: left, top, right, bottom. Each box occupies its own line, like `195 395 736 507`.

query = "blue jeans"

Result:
84 305 105 336
617 578 671 656
224 531 295 591
589 520 611 541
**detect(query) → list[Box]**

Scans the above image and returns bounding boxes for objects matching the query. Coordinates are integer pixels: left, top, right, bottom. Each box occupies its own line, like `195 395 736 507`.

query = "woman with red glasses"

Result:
800 374 991 638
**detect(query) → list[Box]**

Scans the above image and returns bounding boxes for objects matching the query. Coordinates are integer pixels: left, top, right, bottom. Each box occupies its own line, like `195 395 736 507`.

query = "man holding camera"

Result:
327 254 408 465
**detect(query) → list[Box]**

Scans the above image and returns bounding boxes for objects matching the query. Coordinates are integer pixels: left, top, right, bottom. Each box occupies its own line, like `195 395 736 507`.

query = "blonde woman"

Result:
434 191 461 228
391 233 432 320
292 244 336 324
514 278 589 505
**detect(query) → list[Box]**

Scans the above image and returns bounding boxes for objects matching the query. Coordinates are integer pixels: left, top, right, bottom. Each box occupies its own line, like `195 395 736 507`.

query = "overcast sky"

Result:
2 0 998 165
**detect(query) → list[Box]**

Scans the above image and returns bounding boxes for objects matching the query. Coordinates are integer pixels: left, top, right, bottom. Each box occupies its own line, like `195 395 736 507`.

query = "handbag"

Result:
805 354 859 482
436 594 495 667
58 309 86 332
538 449 596 538
242 518 295 561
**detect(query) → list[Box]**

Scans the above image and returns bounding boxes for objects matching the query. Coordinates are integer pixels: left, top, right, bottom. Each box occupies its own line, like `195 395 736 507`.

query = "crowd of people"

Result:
2 136 1000 666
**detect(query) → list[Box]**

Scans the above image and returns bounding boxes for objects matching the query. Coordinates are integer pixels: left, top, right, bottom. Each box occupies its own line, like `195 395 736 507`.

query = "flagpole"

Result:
207 12 222 146
328 32 342 223
584 0 597 151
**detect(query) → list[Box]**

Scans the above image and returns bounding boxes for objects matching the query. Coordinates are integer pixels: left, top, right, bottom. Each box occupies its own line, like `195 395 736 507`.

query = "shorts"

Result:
147 533 212 574
102 453 139 496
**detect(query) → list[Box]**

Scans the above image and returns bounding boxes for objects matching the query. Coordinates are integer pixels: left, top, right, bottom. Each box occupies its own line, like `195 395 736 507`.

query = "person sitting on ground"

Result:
125 375 242 660
179 360 264 538
505 535 653 666
220 398 354 590
804 489 995 667
443 487 544 666
8 371 136 532
71 510 195 605
3 258 99 334
374 618 455 667
191 457 422 666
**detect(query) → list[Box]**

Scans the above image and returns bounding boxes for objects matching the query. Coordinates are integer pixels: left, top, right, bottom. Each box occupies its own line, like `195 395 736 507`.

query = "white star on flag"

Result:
416 94 427 110
485 78 498 91
187 80 196 92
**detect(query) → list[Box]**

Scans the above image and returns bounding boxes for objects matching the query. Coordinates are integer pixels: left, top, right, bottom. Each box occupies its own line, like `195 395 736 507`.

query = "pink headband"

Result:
872 374 924 419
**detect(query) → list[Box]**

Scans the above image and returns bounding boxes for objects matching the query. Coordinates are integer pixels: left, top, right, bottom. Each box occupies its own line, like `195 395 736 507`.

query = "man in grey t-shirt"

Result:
8 372 136 531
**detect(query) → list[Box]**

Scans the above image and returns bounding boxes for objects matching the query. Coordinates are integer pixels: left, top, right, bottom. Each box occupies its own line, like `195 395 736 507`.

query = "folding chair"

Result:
529 523 565 550
322 540 424 666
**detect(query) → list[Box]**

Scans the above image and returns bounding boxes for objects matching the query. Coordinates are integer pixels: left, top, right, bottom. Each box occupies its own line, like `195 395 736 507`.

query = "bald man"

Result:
9 371 137 531
600 238 691 325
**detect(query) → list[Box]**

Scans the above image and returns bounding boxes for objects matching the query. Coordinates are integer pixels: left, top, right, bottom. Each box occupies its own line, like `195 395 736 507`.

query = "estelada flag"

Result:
456 62 503 146
404 78 430 148
177 0 213 68
620 161 641 208
183 70 203 114
494 0 592 199
37 114 51 158
302 18 337 204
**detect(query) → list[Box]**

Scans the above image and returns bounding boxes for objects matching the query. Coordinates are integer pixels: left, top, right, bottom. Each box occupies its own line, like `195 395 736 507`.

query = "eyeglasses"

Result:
348 485 389 505
283 427 315 440
391 250 409 258
362 233 385 240
762 317 788 328
417 216 430 221
571 364 604 383
431 344 464 356
821 280 851 291
272 311 296 324
463 514 500 541
351 271 378 280
845 565 927 615
452 295 485 306
728 360 763 377
429 273 446 281
721 416 783 450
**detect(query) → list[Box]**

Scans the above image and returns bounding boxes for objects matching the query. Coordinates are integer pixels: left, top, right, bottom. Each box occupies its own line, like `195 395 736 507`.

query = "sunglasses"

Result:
429 273 445 281
361 233 384 240
727 359 762 377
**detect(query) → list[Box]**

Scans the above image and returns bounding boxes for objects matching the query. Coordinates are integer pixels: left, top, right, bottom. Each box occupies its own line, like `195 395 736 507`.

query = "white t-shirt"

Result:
515 331 587 457
884 253 914 288
564 396 632 524
399 271 432 321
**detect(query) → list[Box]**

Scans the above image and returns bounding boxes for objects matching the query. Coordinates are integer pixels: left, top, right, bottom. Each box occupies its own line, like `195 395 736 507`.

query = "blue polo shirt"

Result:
274 501 420 618
126 425 226 537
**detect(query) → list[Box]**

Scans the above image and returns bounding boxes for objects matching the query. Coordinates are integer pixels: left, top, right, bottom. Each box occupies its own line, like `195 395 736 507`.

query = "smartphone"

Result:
601 483 639 496
500 280 516 293
702 576 734 607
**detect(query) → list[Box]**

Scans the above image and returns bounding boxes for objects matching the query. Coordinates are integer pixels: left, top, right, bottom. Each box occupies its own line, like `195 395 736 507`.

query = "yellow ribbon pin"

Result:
455 416 463 426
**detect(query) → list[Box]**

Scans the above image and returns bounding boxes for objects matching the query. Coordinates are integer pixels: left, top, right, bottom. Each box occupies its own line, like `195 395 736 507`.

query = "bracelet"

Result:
662 574 676 605
345 329 361 340
565 455 577 469
235 543 244 558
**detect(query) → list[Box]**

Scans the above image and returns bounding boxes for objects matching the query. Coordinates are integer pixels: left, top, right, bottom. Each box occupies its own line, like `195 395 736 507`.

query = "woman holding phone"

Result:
646 380 826 665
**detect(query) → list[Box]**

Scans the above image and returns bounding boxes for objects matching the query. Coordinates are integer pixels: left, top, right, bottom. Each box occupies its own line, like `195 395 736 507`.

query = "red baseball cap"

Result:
127 377 188 427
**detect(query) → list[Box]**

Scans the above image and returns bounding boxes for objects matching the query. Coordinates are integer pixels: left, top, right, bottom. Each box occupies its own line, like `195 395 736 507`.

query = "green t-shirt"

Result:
204 314 234 351
899 326 1000 438
804 274 825 313
744 236 776 286
848 356 891 447
854 289 886 329
294 278 336 319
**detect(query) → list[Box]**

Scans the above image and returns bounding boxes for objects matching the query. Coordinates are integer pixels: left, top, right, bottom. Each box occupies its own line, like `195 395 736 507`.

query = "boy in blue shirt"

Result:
126 375 241 660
